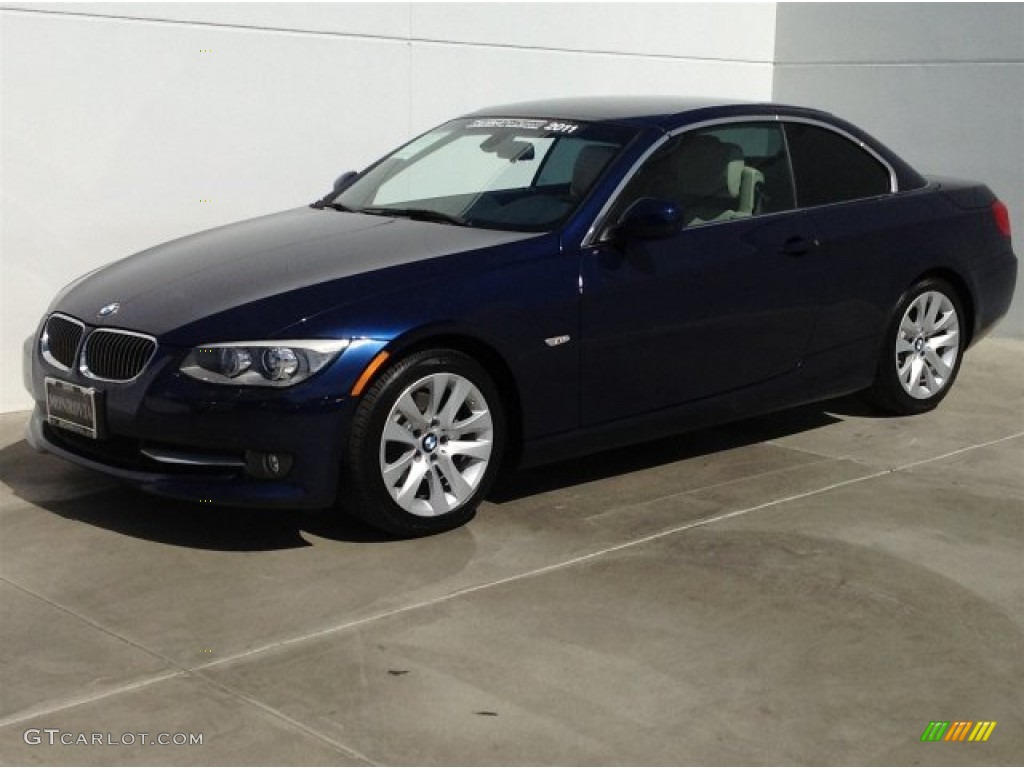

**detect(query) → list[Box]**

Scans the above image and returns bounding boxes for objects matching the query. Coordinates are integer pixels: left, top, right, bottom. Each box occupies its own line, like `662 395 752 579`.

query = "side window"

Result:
606 122 795 230
784 123 891 207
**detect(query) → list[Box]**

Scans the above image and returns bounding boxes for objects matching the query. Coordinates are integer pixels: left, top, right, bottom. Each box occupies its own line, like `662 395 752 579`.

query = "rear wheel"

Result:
865 278 965 415
342 349 504 536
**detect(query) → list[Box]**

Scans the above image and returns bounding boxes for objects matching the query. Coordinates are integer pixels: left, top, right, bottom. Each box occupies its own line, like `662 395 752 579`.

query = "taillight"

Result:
992 200 1012 238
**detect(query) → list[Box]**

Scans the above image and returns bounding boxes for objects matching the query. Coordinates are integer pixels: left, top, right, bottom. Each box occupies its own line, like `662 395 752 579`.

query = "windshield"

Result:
330 118 636 231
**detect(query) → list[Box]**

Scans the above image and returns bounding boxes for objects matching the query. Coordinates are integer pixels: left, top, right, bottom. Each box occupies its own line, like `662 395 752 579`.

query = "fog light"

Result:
245 451 293 479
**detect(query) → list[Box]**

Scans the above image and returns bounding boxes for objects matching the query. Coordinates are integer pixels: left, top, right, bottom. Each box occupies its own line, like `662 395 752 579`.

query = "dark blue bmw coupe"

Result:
24 97 1017 535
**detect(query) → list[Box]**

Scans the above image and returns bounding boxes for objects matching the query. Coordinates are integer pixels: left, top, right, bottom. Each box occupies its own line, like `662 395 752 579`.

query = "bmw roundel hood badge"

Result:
97 302 121 318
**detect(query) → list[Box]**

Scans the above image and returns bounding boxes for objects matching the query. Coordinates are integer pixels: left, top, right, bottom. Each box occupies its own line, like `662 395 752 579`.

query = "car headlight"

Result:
180 339 350 387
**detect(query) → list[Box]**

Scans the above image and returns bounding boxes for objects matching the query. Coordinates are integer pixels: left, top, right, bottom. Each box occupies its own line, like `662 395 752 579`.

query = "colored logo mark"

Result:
921 721 997 742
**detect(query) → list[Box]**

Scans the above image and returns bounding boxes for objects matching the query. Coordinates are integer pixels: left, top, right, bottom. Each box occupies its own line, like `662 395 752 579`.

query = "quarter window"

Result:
784 123 892 207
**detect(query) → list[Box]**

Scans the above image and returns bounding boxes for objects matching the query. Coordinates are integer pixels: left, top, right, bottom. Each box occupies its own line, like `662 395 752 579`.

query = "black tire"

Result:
864 277 966 415
341 349 505 537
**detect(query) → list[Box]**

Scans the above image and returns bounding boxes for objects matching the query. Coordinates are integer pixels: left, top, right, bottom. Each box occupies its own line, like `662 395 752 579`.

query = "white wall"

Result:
773 2 1024 338
0 2 776 412
4 3 1021 415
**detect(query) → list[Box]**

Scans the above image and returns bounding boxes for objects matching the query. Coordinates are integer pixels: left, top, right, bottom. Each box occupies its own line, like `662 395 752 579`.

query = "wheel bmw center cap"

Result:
421 433 439 453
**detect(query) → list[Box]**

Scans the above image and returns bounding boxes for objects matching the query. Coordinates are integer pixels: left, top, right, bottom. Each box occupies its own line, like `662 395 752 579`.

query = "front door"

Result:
580 212 822 425
578 121 825 426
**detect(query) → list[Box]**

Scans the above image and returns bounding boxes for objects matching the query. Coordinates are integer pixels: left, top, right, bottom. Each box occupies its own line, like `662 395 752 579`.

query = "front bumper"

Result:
26 410 329 507
24 327 386 509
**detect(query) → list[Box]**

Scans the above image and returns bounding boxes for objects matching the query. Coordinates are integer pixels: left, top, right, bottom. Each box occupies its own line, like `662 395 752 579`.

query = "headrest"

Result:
571 144 617 197
673 136 743 199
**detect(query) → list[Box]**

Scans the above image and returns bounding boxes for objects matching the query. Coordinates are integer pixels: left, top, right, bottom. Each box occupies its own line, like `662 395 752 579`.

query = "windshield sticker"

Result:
468 118 581 134
542 121 579 134
468 119 549 130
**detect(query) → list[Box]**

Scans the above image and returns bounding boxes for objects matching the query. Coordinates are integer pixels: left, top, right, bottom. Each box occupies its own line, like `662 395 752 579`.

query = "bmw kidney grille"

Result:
41 314 85 370
42 314 157 381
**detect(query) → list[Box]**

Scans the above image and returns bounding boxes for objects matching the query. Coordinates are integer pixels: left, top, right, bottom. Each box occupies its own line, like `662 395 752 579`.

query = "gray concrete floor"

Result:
1 338 1022 766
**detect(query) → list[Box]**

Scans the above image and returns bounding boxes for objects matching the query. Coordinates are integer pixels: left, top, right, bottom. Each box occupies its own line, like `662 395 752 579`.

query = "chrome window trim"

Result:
581 114 899 248
40 312 85 372
79 327 159 383
779 116 800 207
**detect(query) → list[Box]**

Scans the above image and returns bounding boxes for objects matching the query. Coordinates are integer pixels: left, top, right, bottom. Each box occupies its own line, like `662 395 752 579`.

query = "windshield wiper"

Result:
357 207 469 227
310 200 354 212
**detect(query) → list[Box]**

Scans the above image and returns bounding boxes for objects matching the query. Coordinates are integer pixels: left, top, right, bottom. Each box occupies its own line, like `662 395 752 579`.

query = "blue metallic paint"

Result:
24 98 1017 508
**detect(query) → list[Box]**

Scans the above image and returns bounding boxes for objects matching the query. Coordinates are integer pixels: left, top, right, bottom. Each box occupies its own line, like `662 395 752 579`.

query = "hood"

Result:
54 207 537 340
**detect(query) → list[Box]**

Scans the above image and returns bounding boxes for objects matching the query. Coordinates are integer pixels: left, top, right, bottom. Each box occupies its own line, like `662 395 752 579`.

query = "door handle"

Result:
779 236 820 257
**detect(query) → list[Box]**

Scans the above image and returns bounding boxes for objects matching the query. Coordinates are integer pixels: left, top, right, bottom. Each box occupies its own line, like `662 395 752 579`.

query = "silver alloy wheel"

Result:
895 290 960 400
378 372 495 517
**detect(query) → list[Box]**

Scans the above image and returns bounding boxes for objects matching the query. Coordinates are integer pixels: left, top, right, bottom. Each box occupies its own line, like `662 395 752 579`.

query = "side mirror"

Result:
312 171 360 209
332 171 359 195
615 198 683 241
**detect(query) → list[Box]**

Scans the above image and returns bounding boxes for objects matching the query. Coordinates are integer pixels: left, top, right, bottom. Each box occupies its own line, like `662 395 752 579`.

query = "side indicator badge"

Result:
545 335 571 347
351 351 390 396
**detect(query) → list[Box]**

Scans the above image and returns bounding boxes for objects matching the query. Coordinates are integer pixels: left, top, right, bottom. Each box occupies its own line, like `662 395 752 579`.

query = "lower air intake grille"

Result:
82 329 158 381
42 314 85 369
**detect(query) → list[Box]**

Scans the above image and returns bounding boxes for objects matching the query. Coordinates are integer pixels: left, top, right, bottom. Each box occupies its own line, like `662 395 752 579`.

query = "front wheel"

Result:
342 349 505 537
865 278 965 415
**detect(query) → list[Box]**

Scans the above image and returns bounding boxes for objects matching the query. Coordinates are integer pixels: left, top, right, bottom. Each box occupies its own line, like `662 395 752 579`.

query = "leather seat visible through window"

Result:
737 166 765 217
672 136 744 224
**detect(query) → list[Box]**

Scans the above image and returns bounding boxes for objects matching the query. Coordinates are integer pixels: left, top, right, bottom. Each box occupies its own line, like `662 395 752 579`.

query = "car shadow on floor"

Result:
490 396 856 503
0 396 867 551
0 478 390 551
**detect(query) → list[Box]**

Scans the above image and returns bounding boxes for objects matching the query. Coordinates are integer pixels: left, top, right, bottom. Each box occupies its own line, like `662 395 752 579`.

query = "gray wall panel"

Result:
775 3 1024 338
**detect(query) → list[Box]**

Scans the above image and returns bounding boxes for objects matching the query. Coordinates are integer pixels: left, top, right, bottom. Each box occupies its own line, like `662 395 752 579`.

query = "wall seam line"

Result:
775 60 1022 68
0 7 774 65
